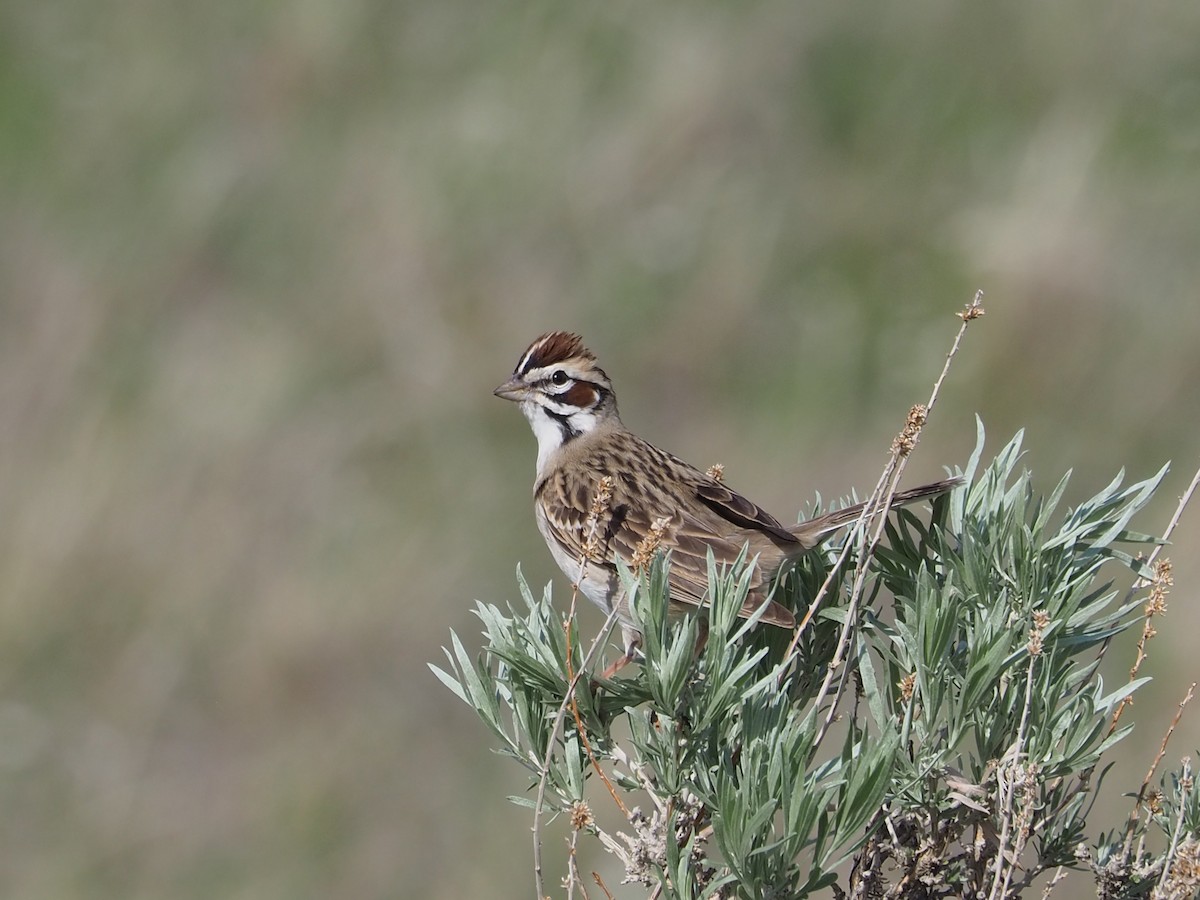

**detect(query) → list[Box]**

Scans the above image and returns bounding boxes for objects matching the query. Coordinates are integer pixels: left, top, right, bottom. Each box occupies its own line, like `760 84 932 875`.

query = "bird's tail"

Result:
790 476 962 547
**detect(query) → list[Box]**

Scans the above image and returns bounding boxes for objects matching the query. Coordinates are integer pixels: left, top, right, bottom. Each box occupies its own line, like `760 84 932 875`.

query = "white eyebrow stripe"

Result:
516 339 546 375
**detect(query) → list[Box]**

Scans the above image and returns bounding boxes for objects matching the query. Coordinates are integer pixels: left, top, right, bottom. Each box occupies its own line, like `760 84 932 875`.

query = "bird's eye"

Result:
550 371 569 386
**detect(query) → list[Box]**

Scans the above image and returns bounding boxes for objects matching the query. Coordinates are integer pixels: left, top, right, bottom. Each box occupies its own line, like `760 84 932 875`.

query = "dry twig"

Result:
534 479 622 900
796 290 985 746
1122 682 1197 862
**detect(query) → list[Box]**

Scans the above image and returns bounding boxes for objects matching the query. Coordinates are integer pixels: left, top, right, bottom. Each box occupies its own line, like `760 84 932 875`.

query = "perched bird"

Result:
495 331 957 674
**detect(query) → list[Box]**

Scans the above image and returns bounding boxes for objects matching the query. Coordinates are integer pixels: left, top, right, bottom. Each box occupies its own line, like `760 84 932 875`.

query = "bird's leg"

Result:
600 652 636 680
600 626 642 679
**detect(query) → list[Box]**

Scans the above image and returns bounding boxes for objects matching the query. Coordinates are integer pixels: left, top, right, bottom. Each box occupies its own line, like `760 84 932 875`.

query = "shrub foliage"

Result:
434 425 1196 899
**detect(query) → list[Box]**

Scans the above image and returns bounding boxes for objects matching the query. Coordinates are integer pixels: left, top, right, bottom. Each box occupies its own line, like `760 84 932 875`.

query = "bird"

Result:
494 331 958 675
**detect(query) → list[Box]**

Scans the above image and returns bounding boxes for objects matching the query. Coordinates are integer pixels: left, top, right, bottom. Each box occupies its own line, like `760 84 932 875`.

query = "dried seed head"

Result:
1146 557 1173 616
581 476 615 562
570 800 593 831
957 295 986 321
1027 630 1044 657
1160 838 1200 900
615 805 668 886
1028 610 1049 656
705 462 725 483
1146 789 1163 815
898 672 917 703
891 404 928 456
631 516 671 573
587 476 614 521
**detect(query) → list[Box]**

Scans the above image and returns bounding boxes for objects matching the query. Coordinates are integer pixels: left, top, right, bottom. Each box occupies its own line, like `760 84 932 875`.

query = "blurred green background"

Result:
2 1 1198 897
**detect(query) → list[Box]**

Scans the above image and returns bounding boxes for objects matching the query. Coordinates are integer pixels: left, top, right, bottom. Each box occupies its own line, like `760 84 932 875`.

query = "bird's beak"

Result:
493 378 529 402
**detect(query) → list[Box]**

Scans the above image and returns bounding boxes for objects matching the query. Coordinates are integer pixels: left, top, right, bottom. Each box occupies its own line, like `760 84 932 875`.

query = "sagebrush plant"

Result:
435 420 1198 899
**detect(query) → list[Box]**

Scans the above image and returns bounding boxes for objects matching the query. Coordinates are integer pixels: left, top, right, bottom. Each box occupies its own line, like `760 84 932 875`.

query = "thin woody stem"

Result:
563 619 630 817
534 478 619 900
785 291 983 665
1121 682 1196 862
532 603 621 900
1096 458 1199 681
797 292 984 740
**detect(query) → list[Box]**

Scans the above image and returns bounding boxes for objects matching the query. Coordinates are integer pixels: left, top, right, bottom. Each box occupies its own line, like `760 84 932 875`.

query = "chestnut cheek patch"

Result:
563 382 598 409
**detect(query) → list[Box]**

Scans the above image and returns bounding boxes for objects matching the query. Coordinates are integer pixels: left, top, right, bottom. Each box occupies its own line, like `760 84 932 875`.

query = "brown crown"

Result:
518 331 595 373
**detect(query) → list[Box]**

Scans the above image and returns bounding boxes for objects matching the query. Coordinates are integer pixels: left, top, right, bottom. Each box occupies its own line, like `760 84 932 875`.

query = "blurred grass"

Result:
1 1 1198 897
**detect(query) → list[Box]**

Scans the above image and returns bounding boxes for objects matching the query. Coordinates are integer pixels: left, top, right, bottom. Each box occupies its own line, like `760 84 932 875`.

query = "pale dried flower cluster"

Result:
630 516 671 574
891 404 929 456
1114 557 1175 727
1155 838 1200 900
1028 610 1050 657
1146 558 1173 618
569 799 593 831
957 301 986 322
600 806 667 887
581 476 614 563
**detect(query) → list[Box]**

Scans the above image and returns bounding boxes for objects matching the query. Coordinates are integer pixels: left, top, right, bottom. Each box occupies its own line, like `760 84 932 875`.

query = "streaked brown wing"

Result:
670 500 797 627
693 478 800 544
538 474 795 627
536 437 797 628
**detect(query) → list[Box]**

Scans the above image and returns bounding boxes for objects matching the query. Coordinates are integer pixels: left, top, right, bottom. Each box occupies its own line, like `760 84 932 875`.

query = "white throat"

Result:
522 400 600 476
